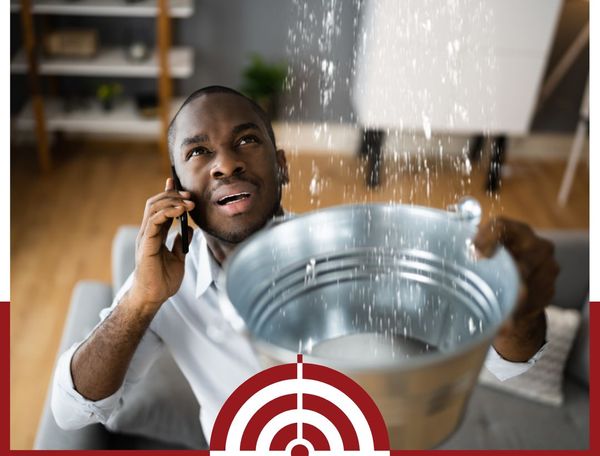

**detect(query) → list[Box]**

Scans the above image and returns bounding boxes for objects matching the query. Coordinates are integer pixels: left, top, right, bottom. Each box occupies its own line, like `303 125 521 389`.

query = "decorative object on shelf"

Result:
135 93 159 118
62 92 90 114
240 53 287 120
126 41 150 62
43 29 98 59
96 82 123 111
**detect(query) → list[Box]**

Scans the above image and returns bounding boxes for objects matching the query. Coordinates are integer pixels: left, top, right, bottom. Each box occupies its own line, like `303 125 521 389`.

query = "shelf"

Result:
13 0 193 168
14 96 184 136
10 0 194 18
11 46 194 78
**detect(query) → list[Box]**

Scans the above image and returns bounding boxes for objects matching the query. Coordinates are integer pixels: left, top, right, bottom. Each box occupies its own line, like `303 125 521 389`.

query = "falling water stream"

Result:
279 0 500 360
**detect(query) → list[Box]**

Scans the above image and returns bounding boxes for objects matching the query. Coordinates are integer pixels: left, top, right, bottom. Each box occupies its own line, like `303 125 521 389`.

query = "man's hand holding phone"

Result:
129 177 194 313
71 179 194 401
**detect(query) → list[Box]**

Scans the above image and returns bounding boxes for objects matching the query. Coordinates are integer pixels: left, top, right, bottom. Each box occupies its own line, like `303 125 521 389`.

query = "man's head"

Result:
168 86 278 159
168 86 289 245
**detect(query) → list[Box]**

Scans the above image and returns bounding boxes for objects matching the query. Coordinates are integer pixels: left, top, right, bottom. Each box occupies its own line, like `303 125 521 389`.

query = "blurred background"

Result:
10 0 588 449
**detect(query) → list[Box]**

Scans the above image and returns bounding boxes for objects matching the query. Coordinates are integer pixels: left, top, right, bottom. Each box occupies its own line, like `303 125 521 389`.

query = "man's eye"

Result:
238 135 259 146
189 147 210 158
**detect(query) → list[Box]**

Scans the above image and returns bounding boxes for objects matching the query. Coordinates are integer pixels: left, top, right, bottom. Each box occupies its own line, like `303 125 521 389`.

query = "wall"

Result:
10 0 587 130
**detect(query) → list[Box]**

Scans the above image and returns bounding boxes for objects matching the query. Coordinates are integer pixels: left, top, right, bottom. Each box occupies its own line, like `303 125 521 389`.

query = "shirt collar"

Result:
193 211 294 299
195 233 223 298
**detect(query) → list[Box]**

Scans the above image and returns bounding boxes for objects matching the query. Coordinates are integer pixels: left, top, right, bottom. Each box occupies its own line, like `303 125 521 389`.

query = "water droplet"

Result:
468 317 476 335
422 113 432 140
305 258 317 285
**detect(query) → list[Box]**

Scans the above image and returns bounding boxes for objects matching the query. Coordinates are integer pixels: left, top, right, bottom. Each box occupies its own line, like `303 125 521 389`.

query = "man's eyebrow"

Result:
180 134 209 149
179 123 260 150
232 122 261 135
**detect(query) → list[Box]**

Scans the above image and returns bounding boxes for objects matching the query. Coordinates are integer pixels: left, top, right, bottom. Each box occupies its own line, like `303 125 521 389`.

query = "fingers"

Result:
473 217 535 257
475 217 559 322
140 179 193 231
478 218 558 357
146 197 195 219
130 180 193 306
520 255 560 314
473 217 554 277
521 237 555 279
143 187 192 221
137 179 195 254
145 205 189 239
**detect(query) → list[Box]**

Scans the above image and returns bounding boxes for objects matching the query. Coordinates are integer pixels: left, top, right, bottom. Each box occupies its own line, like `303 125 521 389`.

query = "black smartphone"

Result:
171 166 189 254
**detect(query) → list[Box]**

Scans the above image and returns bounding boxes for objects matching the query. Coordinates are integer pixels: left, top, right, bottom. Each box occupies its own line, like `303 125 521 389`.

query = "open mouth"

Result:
217 192 251 206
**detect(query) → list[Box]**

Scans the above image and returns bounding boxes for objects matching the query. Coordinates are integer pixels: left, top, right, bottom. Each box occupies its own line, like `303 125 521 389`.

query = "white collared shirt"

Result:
51 230 262 440
51 228 541 440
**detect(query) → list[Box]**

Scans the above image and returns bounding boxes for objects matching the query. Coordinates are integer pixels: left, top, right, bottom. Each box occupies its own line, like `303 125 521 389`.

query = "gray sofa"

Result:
35 226 589 450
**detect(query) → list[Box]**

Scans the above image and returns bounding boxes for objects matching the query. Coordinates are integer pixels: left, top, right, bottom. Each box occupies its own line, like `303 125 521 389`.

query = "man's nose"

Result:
210 149 246 179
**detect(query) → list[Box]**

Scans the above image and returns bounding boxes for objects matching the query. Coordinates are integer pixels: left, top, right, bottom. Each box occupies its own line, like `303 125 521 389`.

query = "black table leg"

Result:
469 134 485 163
359 128 385 187
486 135 507 193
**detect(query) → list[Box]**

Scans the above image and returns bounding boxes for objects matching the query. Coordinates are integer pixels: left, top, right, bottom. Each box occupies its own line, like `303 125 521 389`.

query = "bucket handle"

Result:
447 196 482 226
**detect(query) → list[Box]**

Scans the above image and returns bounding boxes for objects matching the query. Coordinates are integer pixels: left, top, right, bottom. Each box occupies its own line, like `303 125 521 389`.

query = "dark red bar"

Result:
1 302 595 454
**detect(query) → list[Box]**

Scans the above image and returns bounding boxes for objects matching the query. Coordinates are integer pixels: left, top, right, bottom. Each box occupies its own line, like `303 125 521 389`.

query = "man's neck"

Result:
204 206 286 265
205 235 237 266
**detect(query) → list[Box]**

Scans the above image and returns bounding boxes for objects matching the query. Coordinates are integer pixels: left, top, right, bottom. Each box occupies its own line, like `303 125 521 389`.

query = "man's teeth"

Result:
218 193 250 205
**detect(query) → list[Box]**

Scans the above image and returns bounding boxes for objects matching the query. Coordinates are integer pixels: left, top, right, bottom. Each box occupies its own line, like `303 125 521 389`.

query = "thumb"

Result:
473 223 501 258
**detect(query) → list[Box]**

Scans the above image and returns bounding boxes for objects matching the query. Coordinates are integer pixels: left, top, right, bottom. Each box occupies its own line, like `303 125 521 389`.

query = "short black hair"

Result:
167 85 277 162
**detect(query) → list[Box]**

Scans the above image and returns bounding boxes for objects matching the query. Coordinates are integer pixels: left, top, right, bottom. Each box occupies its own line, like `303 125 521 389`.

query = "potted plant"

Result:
96 82 123 112
240 54 287 119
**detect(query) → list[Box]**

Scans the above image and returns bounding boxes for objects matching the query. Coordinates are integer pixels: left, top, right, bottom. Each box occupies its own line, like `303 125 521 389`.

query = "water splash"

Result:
304 258 317 285
280 0 500 360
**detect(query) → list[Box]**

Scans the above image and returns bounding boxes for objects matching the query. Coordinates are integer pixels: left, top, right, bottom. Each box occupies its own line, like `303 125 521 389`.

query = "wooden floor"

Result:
10 139 589 449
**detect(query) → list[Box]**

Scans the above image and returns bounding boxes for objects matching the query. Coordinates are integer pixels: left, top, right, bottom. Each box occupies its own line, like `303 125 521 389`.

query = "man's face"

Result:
172 93 288 244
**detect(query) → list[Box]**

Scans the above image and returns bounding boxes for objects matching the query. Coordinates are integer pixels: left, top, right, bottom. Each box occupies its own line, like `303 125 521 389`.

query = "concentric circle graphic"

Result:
210 355 390 456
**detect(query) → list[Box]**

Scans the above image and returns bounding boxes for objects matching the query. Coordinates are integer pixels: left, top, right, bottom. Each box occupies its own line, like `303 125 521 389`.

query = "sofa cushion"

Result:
438 379 589 449
566 299 589 386
111 225 139 292
36 282 115 449
478 305 581 406
104 350 207 449
539 230 589 310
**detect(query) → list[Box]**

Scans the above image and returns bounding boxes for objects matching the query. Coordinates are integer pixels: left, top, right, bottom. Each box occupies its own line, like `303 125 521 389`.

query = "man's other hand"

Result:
473 217 560 362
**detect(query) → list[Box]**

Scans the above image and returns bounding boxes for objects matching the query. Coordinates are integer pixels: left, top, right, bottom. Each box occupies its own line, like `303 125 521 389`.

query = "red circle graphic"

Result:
209 354 390 454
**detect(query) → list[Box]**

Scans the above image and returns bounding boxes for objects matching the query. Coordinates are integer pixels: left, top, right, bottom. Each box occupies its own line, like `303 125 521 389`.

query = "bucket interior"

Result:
223 205 518 365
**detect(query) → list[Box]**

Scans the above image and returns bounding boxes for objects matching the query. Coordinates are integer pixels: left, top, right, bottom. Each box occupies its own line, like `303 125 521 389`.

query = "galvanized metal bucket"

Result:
220 201 519 449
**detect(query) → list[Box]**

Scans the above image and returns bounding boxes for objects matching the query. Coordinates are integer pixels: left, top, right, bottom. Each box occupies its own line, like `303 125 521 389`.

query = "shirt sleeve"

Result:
50 273 164 430
483 343 546 381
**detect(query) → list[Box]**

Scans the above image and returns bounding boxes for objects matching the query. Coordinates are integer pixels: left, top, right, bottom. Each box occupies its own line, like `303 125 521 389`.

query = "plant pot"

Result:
256 94 279 120
101 98 114 112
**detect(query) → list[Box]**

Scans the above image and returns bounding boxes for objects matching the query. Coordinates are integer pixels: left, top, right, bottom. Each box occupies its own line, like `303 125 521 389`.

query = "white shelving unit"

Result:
15 97 184 136
11 47 194 78
10 0 194 18
11 0 194 170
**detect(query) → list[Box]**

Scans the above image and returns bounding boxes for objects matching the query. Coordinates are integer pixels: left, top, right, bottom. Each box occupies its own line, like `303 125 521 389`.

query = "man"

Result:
51 86 558 442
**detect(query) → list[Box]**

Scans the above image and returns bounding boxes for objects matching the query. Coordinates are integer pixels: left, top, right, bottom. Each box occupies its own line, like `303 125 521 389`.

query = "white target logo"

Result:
210 355 390 456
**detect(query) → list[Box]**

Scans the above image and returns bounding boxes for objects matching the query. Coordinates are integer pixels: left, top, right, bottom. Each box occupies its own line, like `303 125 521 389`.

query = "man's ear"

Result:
276 149 289 185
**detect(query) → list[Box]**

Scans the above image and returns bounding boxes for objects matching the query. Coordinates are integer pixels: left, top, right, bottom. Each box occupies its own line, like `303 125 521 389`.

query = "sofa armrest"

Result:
538 230 589 311
56 281 113 351
34 281 114 449
537 231 589 387
566 299 589 387
111 225 139 292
